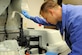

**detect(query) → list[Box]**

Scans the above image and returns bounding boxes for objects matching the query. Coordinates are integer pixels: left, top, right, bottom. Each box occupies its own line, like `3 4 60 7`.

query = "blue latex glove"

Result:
22 10 31 19
46 52 58 55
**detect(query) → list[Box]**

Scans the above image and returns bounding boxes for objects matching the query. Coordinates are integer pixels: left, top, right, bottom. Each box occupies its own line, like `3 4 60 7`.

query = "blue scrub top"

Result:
62 4 82 55
29 4 82 55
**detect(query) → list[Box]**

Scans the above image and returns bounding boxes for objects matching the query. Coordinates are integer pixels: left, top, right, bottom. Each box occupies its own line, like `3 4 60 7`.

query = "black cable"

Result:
19 18 24 37
4 7 8 40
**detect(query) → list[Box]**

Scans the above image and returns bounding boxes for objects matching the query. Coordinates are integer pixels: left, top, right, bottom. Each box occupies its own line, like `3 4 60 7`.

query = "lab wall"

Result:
23 0 44 29
63 0 82 5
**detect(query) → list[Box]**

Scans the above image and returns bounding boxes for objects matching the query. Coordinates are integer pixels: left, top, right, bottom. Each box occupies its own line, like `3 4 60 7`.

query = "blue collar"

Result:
62 4 67 30
55 4 66 35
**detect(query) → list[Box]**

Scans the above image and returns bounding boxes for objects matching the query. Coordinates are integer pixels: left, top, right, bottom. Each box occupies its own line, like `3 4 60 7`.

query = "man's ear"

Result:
48 9 54 16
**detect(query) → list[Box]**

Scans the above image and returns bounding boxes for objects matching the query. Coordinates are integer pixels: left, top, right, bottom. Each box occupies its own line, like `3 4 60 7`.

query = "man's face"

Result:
41 6 62 25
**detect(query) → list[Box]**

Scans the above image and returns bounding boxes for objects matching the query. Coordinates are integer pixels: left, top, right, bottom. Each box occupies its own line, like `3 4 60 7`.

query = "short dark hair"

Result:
40 0 58 14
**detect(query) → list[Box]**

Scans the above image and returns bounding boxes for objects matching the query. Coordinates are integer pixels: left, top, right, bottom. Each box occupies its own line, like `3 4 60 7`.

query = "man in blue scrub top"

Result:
22 0 82 55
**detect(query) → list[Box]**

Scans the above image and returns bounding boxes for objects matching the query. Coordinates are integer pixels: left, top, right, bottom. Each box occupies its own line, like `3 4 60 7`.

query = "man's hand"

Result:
22 10 31 19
